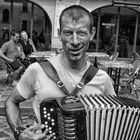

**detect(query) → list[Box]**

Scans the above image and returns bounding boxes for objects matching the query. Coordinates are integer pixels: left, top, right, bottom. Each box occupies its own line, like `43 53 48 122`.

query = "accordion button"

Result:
50 108 54 112
43 107 46 111
43 111 47 114
47 113 51 116
52 123 55 125
47 117 51 120
51 119 54 122
44 115 47 118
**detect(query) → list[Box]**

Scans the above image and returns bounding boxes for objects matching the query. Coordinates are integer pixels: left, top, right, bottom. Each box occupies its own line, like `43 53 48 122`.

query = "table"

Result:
99 60 133 94
86 52 109 67
29 51 57 60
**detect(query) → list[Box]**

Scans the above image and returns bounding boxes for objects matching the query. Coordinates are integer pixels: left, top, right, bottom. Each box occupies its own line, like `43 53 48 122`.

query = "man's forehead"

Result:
62 14 90 23
15 33 19 36
61 16 91 29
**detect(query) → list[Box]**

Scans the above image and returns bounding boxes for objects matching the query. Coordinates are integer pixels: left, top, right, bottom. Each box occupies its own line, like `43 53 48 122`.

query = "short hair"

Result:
59 5 93 31
11 30 19 36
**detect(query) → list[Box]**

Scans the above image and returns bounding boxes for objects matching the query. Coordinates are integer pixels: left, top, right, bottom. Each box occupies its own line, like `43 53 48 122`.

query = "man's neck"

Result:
11 39 16 44
61 53 87 70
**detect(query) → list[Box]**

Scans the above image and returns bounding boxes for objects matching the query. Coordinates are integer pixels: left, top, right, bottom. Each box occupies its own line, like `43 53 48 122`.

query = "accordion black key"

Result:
40 95 140 140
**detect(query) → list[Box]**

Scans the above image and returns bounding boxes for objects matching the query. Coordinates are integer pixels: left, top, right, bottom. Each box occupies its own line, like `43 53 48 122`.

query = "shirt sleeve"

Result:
17 63 37 99
104 74 116 96
0 43 8 54
19 43 23 52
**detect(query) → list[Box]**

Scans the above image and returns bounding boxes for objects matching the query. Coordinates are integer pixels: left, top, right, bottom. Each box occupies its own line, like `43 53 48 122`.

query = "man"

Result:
0 30 26 85
5 5 115 140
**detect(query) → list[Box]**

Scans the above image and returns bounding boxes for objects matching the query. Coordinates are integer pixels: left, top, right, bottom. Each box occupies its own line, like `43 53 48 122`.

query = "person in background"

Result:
118 31 129 58
20 31 37 66
5 5 115 140
32 30 40 51
0 30 26 86
104 34 119 61
20 31 37 57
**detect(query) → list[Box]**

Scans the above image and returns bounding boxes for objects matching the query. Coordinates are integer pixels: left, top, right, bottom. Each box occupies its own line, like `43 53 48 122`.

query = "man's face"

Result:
13 33 20 43
59 15 95 61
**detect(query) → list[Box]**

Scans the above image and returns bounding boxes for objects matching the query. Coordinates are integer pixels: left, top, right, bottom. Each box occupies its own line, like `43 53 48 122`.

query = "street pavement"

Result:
0 67 140 139
0 70 34 140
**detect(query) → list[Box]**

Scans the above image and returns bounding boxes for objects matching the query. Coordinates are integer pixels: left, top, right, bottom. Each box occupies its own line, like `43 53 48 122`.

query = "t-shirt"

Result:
17 54 115 124
20 40 33 57
0 40 23 60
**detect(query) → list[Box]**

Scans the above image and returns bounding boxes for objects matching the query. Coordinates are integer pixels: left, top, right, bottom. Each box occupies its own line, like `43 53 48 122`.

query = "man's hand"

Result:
19 125 55 140
8 58 13 63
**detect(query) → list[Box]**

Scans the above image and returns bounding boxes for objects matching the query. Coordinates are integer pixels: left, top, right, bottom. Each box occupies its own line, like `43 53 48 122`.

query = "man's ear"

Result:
57 28 62 41
89 27 96 41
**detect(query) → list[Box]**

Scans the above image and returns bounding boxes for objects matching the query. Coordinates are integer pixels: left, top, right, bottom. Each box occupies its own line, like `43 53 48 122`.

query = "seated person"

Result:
0 30 26 85
20 31 37 64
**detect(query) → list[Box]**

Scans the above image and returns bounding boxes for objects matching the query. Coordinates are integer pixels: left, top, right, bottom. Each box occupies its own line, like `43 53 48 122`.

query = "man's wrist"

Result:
14 127 25 140
8 58 13 63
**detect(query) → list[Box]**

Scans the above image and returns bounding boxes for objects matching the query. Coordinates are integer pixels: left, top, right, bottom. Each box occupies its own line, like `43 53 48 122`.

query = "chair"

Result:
5 63 15 83
119 58 140 97
5 58 31 85
109 51 119 62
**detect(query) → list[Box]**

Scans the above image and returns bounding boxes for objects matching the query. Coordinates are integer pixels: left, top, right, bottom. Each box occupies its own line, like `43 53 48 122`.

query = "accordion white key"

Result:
40 94 140 140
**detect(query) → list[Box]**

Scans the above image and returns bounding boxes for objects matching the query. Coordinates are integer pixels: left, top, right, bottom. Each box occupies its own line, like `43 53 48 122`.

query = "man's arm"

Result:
0 43 13 63
5 87 26 133
5 86 55 140
19 45 26 60
0 50 13 63
105 74 116 96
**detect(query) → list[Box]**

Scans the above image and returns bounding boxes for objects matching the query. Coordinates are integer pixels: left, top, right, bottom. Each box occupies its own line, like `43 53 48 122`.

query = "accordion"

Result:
40 94 140 140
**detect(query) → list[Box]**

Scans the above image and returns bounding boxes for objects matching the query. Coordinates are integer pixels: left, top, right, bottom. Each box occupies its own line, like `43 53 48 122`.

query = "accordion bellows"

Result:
40 94 140 140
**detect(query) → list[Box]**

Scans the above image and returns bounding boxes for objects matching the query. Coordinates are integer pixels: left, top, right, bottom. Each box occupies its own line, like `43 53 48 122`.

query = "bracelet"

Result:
14 127 26 140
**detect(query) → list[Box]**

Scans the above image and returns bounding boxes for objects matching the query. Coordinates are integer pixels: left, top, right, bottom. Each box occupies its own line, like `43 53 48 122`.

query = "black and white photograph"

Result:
0 0 140 140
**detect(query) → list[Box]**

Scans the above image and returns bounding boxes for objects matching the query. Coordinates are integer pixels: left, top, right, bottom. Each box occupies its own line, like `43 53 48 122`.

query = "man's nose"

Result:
72 32 80 46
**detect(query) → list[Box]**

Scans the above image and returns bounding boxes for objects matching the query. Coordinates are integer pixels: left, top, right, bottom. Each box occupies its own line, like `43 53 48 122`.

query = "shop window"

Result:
2 9 9 23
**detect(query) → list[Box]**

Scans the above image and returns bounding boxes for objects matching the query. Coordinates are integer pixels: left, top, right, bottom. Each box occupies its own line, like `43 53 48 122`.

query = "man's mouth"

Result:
70 48 82 55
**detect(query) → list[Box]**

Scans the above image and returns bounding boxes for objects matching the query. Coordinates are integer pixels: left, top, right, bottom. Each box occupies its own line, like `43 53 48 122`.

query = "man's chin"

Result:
69 54 82 61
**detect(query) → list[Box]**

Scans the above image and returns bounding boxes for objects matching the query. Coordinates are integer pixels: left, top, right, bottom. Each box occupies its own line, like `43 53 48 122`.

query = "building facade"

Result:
0 0 140 58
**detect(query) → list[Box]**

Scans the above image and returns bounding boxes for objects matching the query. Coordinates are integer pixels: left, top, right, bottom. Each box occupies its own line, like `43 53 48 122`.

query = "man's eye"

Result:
77 31 88 36
63 30 73 36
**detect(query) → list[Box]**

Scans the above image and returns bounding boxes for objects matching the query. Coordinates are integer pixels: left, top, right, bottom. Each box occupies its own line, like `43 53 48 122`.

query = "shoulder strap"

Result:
39 59 70 96
71 64 98 96
38 60 98 96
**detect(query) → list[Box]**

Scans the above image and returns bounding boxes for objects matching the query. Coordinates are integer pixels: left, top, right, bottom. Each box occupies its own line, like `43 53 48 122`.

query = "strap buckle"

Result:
76 82 84 89
57 81 64 88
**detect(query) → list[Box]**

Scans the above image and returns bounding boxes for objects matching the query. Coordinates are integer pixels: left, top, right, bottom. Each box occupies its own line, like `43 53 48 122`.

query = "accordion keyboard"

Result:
41 100 58 140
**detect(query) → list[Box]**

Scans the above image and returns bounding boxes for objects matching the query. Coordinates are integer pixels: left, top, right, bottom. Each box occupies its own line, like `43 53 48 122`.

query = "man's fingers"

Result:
46 133 55 140
27 124 44 132
24 125 56 140
35 131 55 140
43 128 49 135
40 129 55 140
